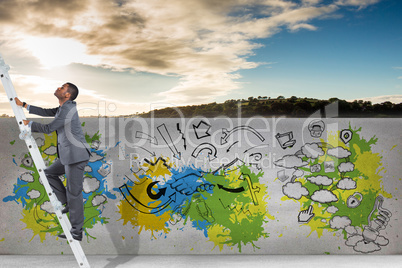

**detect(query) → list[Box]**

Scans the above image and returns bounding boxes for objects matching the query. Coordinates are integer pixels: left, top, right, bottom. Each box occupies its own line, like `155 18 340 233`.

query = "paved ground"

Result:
0 255 401 268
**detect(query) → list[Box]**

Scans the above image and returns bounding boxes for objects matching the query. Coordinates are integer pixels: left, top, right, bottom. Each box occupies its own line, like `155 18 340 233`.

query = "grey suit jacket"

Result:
29 100 91 165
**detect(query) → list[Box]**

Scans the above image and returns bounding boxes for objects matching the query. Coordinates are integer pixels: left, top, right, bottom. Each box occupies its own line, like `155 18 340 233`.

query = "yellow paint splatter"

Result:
20 208 58 242
117 173 171 239
208 224 231 251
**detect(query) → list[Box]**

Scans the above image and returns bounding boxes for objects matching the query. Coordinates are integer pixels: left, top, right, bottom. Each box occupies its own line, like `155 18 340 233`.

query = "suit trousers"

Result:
45 158 88 234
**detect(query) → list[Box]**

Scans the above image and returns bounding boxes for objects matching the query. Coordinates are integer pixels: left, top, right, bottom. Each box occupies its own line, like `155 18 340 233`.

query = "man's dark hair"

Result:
66 82 79 101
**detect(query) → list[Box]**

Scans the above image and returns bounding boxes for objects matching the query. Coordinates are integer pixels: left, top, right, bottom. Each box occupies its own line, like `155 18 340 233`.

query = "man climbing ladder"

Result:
0 54 91 268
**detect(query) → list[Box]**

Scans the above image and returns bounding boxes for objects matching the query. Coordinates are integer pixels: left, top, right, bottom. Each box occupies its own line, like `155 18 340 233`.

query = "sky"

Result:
0 0 401 116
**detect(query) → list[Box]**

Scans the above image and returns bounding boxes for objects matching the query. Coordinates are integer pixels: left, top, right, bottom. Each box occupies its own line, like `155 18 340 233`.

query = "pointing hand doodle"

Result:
298 205 315 224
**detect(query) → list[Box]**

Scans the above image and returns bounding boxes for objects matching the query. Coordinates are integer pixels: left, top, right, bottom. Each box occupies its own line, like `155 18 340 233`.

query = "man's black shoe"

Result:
58 232 82 241
61 206 69 214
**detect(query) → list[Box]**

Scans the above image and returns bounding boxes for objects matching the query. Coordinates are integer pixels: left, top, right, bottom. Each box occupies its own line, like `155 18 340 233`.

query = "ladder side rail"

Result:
0 55 90 268
26 137 90 268
0 73 27 128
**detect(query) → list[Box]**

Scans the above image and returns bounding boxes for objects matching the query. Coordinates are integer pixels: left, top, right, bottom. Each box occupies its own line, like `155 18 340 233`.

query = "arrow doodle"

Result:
226 141 239 152
157 123 181 159
133 146 156 157
217 184 245 193
143 157 171 170
177 123 187 150
193 120 211 139
219 198 252 216
212 157 245 175
248 152 263 170
135 131 158 145
191 142 217 161
239 174 260 206
243 144 269 153
221 126 265 145
147 181 167 200
119 183 176 214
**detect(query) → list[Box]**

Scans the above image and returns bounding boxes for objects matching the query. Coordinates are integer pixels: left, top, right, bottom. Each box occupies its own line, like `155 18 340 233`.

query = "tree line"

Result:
135 96 402 118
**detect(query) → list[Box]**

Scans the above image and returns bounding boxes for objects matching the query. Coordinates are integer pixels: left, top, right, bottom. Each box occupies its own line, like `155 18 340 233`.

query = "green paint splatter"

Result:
282 124 392 243
5 131 113 242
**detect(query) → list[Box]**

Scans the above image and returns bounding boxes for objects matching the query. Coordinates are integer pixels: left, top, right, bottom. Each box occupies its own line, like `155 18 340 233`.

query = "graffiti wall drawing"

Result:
0 117 401 255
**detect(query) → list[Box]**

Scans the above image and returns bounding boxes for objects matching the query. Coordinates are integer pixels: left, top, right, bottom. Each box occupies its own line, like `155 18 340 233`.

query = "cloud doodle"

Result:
353 240 381 253
274 155 308 168
337 178 356 190
338 162 355 173
83 176 100 194
311 190 338 203
327 147 351 159
326 206 338 214
20 172 34 183
307 175 333 186
329 216 351 229
92 195 107 207
43 146 57 155
346 234 364 246
40 201 55 214
301 143 325 159
282 182 309 200
27 189 41 199
345 225 358 235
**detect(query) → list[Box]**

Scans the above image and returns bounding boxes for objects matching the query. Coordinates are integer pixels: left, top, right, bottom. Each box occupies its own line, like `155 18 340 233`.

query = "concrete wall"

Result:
0 117 401 255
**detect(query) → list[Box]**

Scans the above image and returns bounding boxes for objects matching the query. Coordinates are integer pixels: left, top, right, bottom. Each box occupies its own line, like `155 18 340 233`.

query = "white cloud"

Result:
20 172 34 183
329 215 351 229
353 240 381 253
35 137 45 147
337 177 356 190
326 205 338 214
338 162 355 173
301 143 325 159
27 189 41 199
375 235 389 246
40 201 55 214
327 147 351 159
0 0 344 110
274 155 308 168
83 176 100 193
0 0 385 115
92 195 107 206
289 23 317 32
311 189 338 203
85 165 93 172
335 0 380 9
345 225 358 235
43 146 57 156
347 95 402 104
0 73 150 117
282 181 309 200
345 234 364 246
307 175 333 186
292 169 304 178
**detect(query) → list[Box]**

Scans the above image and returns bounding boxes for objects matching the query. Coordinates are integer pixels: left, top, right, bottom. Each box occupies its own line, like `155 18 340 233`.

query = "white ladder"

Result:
0 54 90 268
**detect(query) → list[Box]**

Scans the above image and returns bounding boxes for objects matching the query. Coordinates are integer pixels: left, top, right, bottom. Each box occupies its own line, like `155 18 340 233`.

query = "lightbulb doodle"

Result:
274 125 394 253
